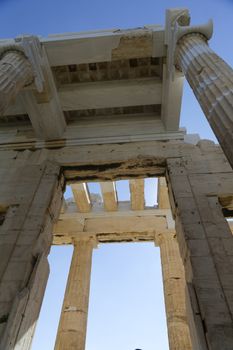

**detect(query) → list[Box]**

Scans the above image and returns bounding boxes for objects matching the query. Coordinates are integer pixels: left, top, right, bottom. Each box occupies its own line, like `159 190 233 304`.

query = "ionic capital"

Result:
165 8 213 78
0 44 25 61
0 35 45 92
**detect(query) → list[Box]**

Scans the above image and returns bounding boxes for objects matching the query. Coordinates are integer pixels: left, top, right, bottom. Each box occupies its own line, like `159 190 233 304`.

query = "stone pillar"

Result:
0 50 34 114
175 33 233 168
157 231 192 350
167 158 233 349
55 239 94 350
0 160 64 349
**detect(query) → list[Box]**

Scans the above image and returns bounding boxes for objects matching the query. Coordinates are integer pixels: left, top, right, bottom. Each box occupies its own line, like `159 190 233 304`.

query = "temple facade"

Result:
0 8 233 350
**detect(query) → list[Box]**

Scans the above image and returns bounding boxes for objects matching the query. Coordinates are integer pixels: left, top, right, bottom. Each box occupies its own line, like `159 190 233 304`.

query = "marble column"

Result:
0 50 34 115
157 231 192 350
55 239 94 350
175 33 233 168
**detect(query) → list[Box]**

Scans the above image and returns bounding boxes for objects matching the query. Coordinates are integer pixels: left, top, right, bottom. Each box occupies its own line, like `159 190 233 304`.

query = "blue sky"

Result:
1 0 233 349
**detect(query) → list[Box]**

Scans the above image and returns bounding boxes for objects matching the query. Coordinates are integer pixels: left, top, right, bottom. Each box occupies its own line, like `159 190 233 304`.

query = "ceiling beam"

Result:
129 178 145 210
58 77 162 111
100 181 118 211
71 183 91 212
157 177 170 209
5 77 162 116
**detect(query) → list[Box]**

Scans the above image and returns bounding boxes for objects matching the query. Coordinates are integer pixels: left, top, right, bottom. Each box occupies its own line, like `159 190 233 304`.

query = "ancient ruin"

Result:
0 7 233 350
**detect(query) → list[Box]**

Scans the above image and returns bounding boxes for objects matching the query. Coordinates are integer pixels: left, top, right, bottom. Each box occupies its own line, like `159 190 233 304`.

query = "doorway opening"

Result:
32 176 169 349
86 243 169 350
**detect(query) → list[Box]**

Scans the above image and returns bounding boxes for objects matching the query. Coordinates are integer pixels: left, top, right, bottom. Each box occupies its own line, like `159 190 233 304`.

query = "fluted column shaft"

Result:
158 232 192 350
0 51 33 115
176 33 233 168
55 240 93 350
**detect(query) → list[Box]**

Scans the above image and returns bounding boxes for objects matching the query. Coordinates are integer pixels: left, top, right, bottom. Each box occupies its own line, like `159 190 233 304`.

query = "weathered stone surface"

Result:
167 158 233 349
176 33 233 169
0 51 33 115
157 232 192 350
55 240 94 350
0 161 63 349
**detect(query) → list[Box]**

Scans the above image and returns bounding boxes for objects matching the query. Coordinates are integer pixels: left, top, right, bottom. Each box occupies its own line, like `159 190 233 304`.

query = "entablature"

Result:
0 21 185 142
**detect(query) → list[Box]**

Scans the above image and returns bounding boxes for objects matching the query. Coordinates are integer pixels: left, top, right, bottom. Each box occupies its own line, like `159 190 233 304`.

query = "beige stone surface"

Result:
129 178 145 210
157 232 192 350
55 240 93 350
100 181 118 211
71 183 91 213
158 177 170 209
